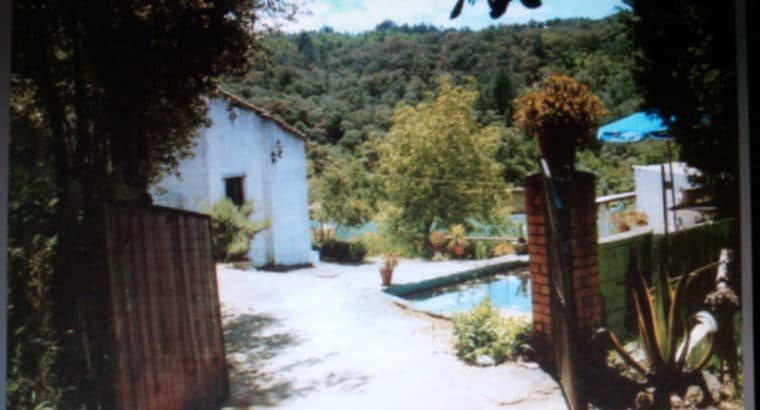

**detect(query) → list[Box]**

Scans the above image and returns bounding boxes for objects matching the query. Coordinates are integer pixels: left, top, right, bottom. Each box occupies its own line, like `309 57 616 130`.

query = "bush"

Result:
311 224 336 248
319 239 367 263
452 299 532 365
348 241 368 262
360 231 417 258
428 230 447 251
207 198 269 262
492 241 515 256
474 241 495 260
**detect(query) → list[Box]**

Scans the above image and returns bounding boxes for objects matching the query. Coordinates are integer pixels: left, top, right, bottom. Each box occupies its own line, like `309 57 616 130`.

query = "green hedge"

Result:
319 239 367 263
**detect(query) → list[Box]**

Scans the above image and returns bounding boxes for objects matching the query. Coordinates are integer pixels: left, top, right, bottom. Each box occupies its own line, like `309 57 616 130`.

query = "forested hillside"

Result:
225 14 639 147
223 12 672 231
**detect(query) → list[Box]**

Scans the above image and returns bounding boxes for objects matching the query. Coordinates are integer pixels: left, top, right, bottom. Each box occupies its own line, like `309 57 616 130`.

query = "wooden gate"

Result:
539 160 585 410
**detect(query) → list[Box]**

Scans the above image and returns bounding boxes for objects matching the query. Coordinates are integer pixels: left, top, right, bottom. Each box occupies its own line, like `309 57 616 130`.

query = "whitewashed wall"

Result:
634 163 702 234
152 98 312 267
265 125 311 265
150 131 209 211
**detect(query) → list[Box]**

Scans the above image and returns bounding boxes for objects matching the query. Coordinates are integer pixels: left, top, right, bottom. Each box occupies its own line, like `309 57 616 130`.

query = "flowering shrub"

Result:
492 241 515 256
513 74 607 146
452 299 532 365
610 211 649 232
428 230 447 251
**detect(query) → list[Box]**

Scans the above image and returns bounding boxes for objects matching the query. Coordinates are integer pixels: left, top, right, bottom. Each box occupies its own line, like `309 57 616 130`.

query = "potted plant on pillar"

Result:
513 74 607 174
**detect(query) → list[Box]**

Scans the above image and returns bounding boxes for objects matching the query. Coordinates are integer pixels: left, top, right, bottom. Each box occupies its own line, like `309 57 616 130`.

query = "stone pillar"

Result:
525 170 602 365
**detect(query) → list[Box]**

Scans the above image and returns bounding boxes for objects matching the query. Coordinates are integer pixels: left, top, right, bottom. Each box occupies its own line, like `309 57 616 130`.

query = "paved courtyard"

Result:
218 256 566 410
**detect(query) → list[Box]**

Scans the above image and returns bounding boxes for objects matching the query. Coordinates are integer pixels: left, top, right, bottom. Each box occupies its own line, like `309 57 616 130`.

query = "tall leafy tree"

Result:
13 1 297 203
10 1 296 407
626 0 738 216
376 77 509 249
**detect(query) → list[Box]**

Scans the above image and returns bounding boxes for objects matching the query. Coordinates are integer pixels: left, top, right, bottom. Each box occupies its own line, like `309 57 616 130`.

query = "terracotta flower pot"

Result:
537 129 578 173
380 267 393 286
451 244 465 258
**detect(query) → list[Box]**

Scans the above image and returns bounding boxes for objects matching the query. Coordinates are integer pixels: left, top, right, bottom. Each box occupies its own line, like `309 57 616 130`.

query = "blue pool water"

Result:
403 271 531 317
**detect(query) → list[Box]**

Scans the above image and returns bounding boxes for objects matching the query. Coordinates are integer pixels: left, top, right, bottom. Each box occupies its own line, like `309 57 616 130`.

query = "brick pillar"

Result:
525 170 601 366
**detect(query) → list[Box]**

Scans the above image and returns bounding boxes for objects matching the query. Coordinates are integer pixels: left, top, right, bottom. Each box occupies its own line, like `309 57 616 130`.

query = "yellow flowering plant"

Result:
513 74 607 169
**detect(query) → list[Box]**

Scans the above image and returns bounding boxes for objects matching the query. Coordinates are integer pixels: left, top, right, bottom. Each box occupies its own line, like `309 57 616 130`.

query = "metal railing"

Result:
596 191 636 238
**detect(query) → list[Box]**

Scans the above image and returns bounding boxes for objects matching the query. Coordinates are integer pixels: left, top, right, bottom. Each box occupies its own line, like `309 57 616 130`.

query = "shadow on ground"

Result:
586 365 643 410
534 359 641 409
221 313 370 407
222 313 306 407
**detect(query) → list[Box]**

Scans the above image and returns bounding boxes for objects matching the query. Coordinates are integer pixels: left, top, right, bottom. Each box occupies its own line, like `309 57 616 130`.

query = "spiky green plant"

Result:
595 261 722 402
446 224 469 250
206 198 269 262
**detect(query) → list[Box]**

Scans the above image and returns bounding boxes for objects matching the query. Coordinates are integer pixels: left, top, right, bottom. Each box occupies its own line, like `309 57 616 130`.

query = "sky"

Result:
282 0 629 33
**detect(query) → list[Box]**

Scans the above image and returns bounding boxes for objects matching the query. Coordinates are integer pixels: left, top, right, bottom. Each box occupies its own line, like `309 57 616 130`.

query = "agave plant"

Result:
595 261 721 404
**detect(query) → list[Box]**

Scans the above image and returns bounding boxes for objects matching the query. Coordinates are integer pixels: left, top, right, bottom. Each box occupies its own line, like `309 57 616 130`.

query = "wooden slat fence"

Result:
597 218 736 337
100 203 228 410
652 217 737 311
598 230 652 337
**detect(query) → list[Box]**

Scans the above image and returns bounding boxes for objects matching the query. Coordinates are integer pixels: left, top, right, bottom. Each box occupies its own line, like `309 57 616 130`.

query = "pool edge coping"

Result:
381 258 530 320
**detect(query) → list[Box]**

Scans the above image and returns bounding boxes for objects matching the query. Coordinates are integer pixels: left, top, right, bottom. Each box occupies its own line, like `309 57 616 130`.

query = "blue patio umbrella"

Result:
596 112 671 143
595 112 712 226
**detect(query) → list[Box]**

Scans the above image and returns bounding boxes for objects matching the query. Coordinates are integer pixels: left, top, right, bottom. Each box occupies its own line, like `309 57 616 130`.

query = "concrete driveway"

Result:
218 256 566 410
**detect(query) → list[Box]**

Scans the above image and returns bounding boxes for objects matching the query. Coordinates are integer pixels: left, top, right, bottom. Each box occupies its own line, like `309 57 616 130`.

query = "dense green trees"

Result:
577 141 671 195
626 0 739 216
225 14 641 157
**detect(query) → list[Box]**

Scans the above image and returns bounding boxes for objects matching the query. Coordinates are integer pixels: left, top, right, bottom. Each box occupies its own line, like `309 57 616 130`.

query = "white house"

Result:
151 90 313 268
633 162 703 234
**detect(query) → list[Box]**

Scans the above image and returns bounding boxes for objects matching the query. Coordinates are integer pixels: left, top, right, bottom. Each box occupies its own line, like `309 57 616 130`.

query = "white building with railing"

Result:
596 162 705 239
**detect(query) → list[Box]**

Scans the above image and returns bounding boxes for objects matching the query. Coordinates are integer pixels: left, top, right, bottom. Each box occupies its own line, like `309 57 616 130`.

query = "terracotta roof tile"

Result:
215 88 308 141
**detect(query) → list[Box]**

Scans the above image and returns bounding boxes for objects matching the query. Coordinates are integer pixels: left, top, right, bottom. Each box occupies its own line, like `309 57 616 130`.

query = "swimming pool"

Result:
404 272 530 317
384 261 531 318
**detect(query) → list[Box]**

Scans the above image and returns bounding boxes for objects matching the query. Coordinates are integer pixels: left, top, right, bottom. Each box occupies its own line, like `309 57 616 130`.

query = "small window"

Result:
224 176 245 206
